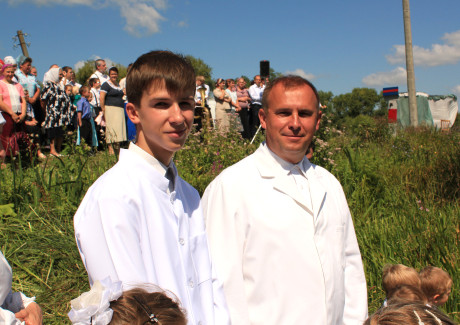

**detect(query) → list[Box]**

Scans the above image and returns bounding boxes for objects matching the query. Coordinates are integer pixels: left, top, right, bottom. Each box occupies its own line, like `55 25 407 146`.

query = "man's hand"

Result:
15 302 43 325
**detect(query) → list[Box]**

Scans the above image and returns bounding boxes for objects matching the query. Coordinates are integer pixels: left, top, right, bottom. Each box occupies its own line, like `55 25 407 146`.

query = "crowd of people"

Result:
0 52 271 169
1 50 456 325
0 56 138 167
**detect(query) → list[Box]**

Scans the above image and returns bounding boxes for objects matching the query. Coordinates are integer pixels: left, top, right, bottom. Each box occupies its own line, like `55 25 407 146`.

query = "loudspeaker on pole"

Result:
260 60 270 78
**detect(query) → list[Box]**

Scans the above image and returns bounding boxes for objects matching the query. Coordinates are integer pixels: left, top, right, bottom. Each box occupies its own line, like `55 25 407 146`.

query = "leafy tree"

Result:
75 60 127 86
185 55 213 86
75 60 96 85
332 88 382 118
268 67 283 81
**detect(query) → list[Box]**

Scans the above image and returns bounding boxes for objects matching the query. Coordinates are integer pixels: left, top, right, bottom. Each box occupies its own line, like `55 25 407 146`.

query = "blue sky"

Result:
1 0 460 97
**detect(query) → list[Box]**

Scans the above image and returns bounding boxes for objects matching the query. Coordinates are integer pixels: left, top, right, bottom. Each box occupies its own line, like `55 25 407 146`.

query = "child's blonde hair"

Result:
109 287 187 325
387 284 427 305
364 302 455 325
419 266 453 305
382 264 421 295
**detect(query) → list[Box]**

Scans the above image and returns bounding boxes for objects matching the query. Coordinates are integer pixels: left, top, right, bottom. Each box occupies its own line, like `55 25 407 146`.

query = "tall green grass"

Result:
0 119 458 323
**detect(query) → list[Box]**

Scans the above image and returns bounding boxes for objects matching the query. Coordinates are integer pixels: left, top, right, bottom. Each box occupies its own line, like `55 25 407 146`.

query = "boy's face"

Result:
127 82 195 165
435 285 452 306
65 87 72 96
83 89 90 99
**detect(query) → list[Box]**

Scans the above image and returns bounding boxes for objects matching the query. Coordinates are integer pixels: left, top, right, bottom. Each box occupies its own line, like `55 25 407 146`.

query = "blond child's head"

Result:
364 302 455 325
109 287 187 325
382 264 421 296
419 266 452 306
64 84 73 96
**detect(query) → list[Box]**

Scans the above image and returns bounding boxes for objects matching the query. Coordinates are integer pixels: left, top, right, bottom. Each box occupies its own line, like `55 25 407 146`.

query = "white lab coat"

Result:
74 149 230 325
202 143 367 325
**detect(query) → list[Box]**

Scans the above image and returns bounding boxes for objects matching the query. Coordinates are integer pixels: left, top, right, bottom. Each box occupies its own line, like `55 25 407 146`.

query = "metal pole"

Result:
402 0 418 127
17 30 29 57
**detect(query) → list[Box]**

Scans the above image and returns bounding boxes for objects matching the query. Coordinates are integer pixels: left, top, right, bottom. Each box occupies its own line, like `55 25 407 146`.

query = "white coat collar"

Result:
253 143 326 219
118 149 176 193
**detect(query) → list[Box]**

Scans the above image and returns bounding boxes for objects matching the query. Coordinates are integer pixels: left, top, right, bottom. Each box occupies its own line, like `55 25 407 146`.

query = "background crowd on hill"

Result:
0 54 271 168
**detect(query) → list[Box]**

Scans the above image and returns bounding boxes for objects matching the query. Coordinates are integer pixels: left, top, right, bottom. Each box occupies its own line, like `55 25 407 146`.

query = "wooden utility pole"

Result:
402 0 418 126
16 30 29 57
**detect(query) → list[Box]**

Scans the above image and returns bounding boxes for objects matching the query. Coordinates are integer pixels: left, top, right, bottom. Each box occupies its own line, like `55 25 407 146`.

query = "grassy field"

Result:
0 116 458 323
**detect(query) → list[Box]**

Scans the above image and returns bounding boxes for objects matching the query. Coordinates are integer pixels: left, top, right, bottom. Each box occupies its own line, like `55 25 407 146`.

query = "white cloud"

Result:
386 30 460 67
362 67 407 87
284 69 316 80
177 21 188 28
452 85 460 95
7 0 167 37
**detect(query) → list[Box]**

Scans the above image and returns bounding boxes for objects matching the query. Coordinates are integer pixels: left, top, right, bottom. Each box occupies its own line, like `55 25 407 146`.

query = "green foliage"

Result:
185 55 212 86
75 60 127 86
75 60 95 85
333 88 383 118
0 118 458 323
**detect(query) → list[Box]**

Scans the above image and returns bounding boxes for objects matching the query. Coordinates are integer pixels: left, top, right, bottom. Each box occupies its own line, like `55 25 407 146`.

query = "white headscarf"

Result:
0 251 13 306
43 67 60 84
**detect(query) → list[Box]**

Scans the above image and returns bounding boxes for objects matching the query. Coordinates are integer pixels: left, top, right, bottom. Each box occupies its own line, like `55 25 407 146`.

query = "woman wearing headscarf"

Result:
0 63 27 163
100 66 126 155
40 67 72 157
213 78 232 130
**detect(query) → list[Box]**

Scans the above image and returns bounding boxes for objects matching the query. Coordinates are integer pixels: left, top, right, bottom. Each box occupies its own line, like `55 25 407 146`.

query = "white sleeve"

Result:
342 199 368 324
248 85 257 101
74 195 147 286
203 178 251 325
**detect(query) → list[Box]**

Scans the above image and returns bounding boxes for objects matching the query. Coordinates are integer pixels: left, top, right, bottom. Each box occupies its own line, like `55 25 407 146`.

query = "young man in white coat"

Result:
202 75 368 325
74 51 230 325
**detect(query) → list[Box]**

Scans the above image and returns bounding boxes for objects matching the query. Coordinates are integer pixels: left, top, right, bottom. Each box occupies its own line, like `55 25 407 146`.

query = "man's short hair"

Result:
126 51 196 108
62 66 72 73
419 266 452 299
387 285 428 305
95 59 105 69
262 75 320 111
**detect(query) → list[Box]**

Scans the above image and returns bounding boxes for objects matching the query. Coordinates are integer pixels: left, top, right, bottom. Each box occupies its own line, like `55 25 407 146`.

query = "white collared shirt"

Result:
74 149 230 325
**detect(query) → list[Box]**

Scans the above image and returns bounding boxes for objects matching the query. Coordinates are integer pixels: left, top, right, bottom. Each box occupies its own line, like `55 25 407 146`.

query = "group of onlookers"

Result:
0 56 135 167
196 74 268 139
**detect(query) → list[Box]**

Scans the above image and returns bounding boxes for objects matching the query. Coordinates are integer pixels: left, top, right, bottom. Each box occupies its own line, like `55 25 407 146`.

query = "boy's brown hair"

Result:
419 266 452 303
110 287 187 325
387 284 428 305
79 86 89 96
126 51 196 108
382 264 421 295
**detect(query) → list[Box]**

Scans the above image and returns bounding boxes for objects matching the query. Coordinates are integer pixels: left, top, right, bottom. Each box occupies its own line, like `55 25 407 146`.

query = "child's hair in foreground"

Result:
387 284 428 305
382 264 421 295
126 50 196 108
419 266 453 306
364 302 456 325
109 288 187 325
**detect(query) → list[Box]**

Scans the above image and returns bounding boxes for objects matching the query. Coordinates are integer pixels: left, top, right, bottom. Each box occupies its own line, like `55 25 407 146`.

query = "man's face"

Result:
64 69 72 78
259 84 321 164
127 82 195 165
98 61 107 73
254 75 262 86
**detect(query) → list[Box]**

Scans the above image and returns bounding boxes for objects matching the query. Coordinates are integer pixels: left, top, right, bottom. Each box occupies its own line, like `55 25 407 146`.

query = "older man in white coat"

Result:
202 75 368 325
